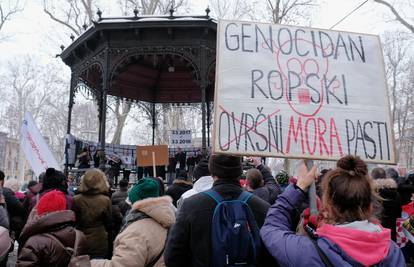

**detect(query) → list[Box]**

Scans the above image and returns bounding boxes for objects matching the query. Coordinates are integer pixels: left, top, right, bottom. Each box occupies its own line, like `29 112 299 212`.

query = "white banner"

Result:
20 112 60 176
213 20 395 164
170 130 192 147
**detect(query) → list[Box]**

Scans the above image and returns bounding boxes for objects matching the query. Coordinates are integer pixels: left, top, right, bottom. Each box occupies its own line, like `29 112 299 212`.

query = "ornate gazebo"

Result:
60 8 217 170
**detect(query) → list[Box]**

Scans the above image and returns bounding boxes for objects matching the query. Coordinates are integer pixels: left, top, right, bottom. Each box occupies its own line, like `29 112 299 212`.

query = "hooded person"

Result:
90 178 176 267
165 170 192 207
73 169 111 259
17 190 86 267
261 156 405 266
177 159 213 210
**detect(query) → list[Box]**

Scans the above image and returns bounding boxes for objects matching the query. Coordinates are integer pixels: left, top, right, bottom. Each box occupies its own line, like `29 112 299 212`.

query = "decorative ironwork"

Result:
61 15 217 174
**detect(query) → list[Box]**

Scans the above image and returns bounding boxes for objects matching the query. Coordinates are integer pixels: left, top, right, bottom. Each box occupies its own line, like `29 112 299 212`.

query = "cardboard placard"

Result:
136 145 169 167
213 20 395 164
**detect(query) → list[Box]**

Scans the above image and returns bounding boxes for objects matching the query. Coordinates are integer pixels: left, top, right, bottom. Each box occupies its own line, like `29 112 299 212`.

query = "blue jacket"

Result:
260 185 405 266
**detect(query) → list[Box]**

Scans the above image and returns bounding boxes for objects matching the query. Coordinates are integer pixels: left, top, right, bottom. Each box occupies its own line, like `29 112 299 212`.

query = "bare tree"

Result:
264 0 318 25
42 0 96 36
374 0 414 33
209 0 256 20
0 0 24 38
120 0 188 15
382 31 414 164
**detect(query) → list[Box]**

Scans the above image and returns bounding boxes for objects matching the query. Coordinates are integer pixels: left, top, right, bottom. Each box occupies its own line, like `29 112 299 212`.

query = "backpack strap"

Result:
237 191 253 203
309 237 334 267
203 189 224 204
72 230 82 256
145 228 170 267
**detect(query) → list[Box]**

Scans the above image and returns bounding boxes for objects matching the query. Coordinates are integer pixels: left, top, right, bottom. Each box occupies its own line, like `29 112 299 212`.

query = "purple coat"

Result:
260 185 405 266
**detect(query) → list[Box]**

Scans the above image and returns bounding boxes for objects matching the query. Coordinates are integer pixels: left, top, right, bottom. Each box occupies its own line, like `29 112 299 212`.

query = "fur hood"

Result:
131 196 175 228
373 178 398 190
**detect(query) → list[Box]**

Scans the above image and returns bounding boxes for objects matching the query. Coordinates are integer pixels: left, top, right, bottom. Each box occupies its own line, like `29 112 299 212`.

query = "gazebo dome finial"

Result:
169 6 174 17
97 8 102 21
133 6 139 18
205 6 211 17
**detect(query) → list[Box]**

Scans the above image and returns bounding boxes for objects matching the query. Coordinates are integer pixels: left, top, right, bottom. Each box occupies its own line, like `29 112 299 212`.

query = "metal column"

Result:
64 73 76 175
99 48 109 170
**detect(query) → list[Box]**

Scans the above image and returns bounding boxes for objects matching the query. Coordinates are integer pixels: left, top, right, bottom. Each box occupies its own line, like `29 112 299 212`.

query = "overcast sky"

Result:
0 0 406 61
0 0 410 144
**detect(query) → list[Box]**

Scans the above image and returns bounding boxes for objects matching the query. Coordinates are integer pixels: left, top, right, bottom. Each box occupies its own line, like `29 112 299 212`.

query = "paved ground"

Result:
6 242 17 267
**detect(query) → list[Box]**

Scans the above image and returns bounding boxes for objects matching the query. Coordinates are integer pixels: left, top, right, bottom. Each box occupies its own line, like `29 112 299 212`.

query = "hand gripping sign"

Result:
213 20 396 164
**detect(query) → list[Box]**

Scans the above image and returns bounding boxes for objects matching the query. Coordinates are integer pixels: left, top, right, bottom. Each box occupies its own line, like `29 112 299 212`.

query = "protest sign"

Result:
136 145 169 167
213 20 395 164
170 130 192 146
21 112 60 176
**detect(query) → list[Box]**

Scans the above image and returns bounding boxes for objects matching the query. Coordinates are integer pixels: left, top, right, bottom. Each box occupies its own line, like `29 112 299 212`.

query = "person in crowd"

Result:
399 172 414 205
316 169 331 197
245 157 280 205
261 156 405 266
165 169 192 207
401 213 414 263
25 181 40 199
174 147 186 174
67 174 77 195
93 149 103 168
73 169 111 259
2 178 26 240
386 167 404 185
0 187 9 230
165 154 277 267
0 175 12 267
275 170 289 193
177 159 213 209
186 152 196 178
27 168 73 216
0 226 12 267
145 168 166 196
111 179 129 207
107 154 123 187
17 190 86 267
371 167 402 241
91 178 175 267
110 178 129 250
0 171 4 188
78 147 91 169
167 156 176 185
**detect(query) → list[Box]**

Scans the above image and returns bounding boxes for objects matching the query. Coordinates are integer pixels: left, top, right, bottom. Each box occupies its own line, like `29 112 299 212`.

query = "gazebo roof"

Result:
60 12 217 103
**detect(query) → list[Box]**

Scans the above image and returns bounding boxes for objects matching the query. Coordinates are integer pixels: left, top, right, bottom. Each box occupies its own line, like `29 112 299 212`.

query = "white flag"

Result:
20 112 60 177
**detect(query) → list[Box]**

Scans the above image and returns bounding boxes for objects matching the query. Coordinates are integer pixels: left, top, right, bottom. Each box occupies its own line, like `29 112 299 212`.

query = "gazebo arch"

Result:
60 9 217 170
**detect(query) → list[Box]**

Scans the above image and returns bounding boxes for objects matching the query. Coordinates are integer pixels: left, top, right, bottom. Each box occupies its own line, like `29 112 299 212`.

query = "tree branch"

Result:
43 7 80 35
374 0 414 33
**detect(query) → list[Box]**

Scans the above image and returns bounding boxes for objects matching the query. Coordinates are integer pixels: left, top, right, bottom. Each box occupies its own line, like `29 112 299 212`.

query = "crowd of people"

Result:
0 153 413 266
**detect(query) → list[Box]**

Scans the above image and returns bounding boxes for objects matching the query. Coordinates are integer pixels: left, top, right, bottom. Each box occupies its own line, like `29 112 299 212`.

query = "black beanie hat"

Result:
193 159 210 181
209 154 242 179
42 168 67 193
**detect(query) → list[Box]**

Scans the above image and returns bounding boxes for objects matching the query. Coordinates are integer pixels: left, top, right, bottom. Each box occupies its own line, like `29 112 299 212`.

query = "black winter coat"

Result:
165 180 192 206
252 165 280 205
164 179 278 267
373 178 402 241
3 187 26 238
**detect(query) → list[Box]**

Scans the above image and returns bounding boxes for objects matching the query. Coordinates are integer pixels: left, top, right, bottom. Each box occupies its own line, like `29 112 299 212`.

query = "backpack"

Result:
203 189 261 267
